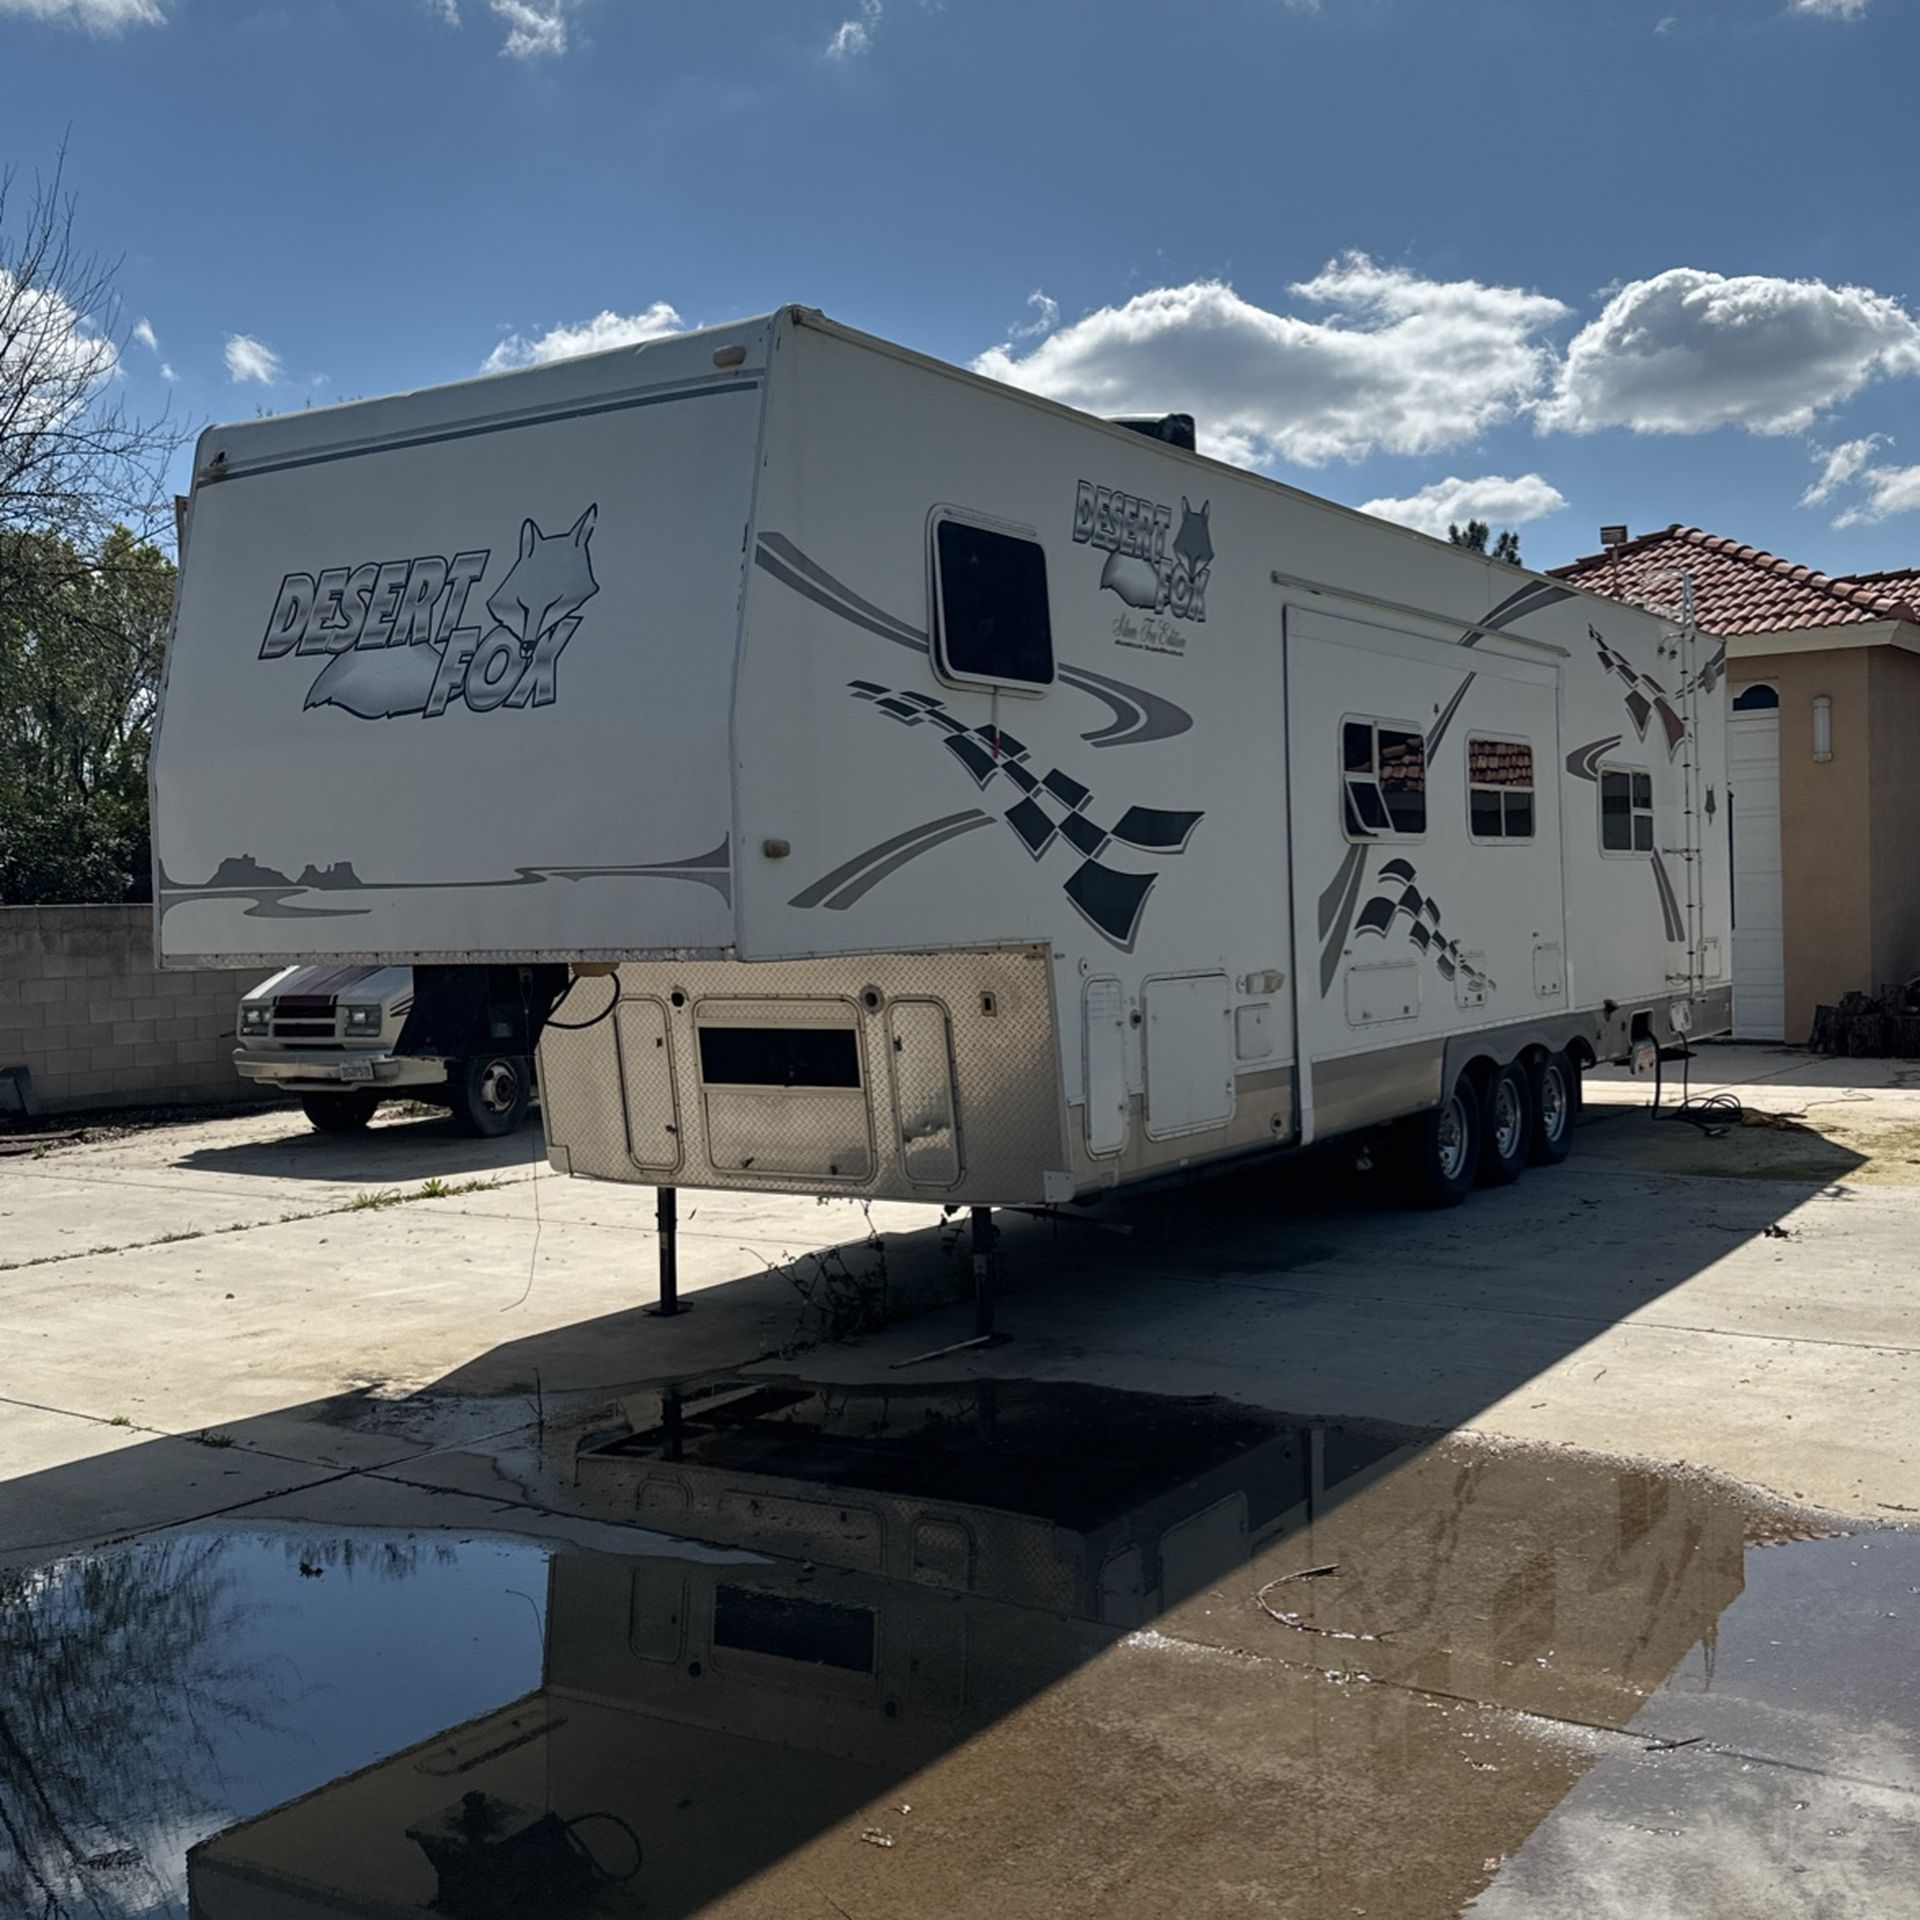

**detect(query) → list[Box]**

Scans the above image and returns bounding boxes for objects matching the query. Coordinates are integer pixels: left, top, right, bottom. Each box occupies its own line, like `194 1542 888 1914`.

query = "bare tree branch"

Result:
0 142 188 589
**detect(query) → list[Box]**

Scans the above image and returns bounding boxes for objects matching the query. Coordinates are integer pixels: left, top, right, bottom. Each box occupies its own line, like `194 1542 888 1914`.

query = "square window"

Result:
933 518 1054 690
1377 729 1427 834
1468 737 1535 841
1342 719 1425 840
1600 766 1654 855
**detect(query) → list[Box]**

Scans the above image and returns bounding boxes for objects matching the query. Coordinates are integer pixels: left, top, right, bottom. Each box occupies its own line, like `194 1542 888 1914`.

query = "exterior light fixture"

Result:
1813 694 1833 763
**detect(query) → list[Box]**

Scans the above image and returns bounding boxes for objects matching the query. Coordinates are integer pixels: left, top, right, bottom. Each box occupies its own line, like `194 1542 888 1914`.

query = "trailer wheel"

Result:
449 1053 531 1137
1401 1073 1481 1207
1530 1050 1579 1165
301 1091 379 1133
1479 1062 1533 1186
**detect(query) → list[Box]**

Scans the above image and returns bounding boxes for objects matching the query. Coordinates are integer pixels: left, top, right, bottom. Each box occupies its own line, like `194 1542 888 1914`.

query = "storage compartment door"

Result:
887 999 962 1188
1083 975 1129 1156
1143 972 1233 1140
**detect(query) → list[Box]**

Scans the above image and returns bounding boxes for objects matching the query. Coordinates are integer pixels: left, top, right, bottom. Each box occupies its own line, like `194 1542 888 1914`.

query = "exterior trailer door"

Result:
1285 607 1564 1143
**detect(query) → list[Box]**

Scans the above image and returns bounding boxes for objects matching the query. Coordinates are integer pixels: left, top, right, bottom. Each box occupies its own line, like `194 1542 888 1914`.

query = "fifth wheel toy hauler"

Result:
151 306 1732 1214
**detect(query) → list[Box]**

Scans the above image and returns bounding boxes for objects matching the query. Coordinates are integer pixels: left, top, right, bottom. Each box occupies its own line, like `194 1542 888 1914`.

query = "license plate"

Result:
337 1060 375 1083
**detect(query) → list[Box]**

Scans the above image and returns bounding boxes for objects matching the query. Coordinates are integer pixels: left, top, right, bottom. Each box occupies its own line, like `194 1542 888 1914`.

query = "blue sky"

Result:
9 0 1920 571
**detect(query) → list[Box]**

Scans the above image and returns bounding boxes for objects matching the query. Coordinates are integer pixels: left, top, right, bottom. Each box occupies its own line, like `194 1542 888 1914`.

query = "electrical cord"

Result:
1652 1046 1744 1136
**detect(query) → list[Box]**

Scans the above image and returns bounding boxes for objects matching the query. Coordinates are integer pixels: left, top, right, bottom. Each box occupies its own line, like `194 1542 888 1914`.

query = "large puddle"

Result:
4 1379 1916 1917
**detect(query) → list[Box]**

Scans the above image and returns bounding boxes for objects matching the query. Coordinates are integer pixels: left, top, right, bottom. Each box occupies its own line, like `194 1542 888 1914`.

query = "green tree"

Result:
1448 518 1523 566
0 525 174 903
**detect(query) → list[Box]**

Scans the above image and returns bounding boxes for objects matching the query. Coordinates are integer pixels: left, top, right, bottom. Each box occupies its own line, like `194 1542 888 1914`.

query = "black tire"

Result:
302 1090 379 1133
1400 1071 1482 1208
1531 1050 1580 1165
449 1053 531 1137
1479 1062 1533 1187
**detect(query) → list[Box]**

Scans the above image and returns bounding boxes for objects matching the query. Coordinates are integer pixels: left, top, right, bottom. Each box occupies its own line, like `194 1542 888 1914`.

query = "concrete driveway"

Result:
3 1042 1919 1560
5 1043 1920 1918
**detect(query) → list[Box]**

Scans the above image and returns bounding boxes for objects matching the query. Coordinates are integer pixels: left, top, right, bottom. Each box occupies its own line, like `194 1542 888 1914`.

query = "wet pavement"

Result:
4 1378 1916 1918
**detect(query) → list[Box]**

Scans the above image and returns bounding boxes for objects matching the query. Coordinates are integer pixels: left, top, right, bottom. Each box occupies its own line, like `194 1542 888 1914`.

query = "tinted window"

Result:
1377 729 1427 834
1468 738 1535 841
936 520 1054 688
1601 767 1654 854
698 1025 860 1089
1600 771 1633 850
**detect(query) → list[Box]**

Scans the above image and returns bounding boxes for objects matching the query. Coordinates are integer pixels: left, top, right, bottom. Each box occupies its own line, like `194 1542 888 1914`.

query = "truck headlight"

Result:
239 1005 270 1035
343 1005 382 1035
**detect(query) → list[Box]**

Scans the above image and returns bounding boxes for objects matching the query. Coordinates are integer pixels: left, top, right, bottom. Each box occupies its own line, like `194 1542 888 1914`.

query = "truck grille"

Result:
271 995 338 1041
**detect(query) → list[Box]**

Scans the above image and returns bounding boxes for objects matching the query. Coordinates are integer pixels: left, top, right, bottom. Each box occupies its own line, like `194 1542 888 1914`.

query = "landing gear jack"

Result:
892 1205 1010 1369
645 1185 689 1318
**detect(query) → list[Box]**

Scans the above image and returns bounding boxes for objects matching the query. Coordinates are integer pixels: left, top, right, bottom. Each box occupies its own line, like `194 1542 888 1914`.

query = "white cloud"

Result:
482 301 686 372
0 267 118 432
1802 434 1886 505
491 0 577 58
1792 0 1869 16
1543 268 1920 437
1010 290 1059 342
159 361 176 382
826 0 881 56
428 0 460 21
1835 464 1920 526
224 333 283 385
0 0 164 29
1360 473 1568 538
132 316 158 352
974 256 1569 468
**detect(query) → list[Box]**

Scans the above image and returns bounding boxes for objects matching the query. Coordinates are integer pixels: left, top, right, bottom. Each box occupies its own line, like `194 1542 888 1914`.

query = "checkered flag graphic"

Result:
847 681 1203 948
1354 857 1494 991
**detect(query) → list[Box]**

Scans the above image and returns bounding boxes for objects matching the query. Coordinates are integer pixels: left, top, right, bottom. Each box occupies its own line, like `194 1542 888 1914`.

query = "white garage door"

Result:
1729 690 1785 1040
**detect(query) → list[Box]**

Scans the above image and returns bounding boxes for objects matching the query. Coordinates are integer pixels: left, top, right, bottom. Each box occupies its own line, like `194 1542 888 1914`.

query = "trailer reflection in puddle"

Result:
4 1382 1915 1918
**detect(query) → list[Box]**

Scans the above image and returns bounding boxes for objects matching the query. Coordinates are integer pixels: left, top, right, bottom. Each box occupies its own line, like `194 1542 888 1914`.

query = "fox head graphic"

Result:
488 504 599 656
1173 498 1213 576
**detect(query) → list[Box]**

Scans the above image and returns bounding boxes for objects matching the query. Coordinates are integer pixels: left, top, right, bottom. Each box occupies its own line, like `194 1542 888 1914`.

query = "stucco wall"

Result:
0 906 270 1117
1867 647 1920 997
1733 648 1873 1042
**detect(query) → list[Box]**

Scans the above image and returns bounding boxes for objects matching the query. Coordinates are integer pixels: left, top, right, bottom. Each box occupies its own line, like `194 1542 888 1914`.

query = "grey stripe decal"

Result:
1650 851 1686 942
1565 734 1622 782
788 811 988 908
1426 673 1476 753
819 814 994 908
757 534 929 648
1317 842 1366 939
1058 661 1195 749
213 378 761 483
754 546 930 654
1319 846 1371 995
755 533 1195 750
1459 581 1574 650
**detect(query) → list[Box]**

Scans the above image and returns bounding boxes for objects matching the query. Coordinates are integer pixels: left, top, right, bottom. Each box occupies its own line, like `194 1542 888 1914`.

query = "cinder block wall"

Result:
0 906 272 1116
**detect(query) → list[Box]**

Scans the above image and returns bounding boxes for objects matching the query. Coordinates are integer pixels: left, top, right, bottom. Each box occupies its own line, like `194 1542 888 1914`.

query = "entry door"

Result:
1729 696 1785 1040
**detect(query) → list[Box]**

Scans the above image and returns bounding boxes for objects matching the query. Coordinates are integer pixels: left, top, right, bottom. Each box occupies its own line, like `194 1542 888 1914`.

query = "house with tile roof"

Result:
1555 527 1920 1041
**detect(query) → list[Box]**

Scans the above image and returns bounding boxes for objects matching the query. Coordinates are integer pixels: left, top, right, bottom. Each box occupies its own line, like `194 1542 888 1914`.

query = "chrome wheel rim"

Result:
1541 1065 1569 1144
478 1059 519 1115
1492 1080 1523 1161
1437 1092 1470 1182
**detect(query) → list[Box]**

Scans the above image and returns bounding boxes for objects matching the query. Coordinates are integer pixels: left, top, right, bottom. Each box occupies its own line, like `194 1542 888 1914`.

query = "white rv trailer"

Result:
151 306 1732 1221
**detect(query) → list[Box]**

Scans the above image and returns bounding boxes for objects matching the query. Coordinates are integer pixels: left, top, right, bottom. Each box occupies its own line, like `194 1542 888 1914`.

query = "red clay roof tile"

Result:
1552 525 1920 637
